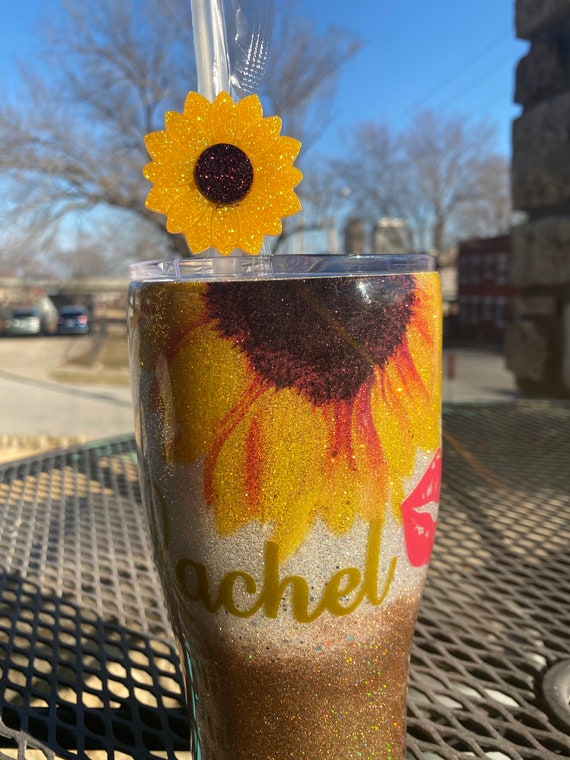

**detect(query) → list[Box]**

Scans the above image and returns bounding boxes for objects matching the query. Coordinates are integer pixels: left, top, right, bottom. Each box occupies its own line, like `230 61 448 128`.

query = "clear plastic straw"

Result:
190 0 231 99
190 0 274 99
228 0 275 99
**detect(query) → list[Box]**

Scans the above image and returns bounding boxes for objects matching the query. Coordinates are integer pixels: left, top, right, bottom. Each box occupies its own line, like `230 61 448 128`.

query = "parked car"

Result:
57 305 91 335
4 308 43 336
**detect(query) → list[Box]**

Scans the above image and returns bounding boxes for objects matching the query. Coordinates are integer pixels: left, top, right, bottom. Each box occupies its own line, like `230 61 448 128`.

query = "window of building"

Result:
484 254 494 280
459 257 468 285
459 296 469 324
496 253 509 285
470 255 481 284
470 296 480 325
483 296 494 322
495 296 508 328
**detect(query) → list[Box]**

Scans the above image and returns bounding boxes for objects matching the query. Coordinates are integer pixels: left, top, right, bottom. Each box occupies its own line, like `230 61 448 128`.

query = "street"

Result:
0 336 517 459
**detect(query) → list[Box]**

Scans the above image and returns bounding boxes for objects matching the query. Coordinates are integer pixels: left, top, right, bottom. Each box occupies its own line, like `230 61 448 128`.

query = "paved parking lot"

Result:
0 336 517 461
0 336 133 460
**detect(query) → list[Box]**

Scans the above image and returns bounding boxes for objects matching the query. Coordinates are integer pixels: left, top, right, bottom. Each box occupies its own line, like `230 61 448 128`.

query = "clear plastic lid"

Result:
129 254 436 282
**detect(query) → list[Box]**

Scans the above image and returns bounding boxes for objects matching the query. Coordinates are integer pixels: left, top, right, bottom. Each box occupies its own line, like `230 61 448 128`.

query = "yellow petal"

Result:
235 207 267 253
165 190 209 233
165 111 210 154
235 94 264 135
259 135 302 163
256 213 283 237
184 208 214 254
210 385 329 555
238 186 294 235
183 91 212 134
167 322 250 462
368 278 442 518
207 387 271 535
209 91 238 142
238 197 282 238
255 162 302 189
211 205 239 255
236 229 265 255
255 187 301 219
254 389 329 557
144 130 181 161
235 199 266 235
238 116 282 158
143 157 194 187
145 185 186 215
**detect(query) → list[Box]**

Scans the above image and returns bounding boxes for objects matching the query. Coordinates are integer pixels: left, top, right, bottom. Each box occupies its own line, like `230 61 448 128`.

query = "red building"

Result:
457 234 521 343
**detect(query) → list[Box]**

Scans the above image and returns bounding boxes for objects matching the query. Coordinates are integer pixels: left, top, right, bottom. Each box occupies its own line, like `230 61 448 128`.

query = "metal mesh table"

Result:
0 401 569 759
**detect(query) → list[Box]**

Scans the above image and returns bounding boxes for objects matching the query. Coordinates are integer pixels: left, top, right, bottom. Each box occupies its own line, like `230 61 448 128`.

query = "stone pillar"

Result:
506 0 570 397
343 218 366 255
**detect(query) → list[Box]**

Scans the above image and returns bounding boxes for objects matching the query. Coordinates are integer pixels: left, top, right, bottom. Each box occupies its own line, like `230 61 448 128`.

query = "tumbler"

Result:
128 252 442 759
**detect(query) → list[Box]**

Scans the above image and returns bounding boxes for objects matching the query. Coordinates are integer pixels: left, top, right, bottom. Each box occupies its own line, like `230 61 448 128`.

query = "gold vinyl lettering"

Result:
174 520 398 622
322 567 362 617
214 571 264 618
262 541 314 621
176 559 216 612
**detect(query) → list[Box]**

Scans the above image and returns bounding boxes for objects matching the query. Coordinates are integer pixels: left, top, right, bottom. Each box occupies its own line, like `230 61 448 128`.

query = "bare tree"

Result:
334 110 510 254
263 4 360 150
402 110 507 255
270 154 353 254
0 0 359 273
331 122 410 233
451 154 512 240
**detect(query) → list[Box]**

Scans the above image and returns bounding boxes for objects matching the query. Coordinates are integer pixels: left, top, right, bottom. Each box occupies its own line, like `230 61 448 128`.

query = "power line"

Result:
392 28 513 120
434 50 516 112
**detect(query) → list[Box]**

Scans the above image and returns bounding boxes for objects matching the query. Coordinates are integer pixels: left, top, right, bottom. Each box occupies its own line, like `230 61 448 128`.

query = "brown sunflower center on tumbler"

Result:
194 143 254 205
205 276 417 406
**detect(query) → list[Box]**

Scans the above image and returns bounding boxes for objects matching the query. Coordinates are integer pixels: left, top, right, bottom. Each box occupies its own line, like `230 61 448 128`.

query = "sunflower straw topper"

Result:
143 91 302 256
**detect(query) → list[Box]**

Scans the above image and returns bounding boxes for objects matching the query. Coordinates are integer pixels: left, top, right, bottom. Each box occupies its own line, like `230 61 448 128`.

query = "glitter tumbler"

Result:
128 253 442 759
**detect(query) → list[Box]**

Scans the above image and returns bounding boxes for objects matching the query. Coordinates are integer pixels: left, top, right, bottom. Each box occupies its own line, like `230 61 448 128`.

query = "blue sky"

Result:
0 0 526 158
302 0 526 158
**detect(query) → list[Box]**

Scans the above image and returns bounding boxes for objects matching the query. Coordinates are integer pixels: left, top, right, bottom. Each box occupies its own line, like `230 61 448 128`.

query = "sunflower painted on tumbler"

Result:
135 273 441 561
143 91 302 255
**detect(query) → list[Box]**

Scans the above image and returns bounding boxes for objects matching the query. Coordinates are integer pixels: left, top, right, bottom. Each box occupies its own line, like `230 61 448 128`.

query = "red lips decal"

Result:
400 448 442 567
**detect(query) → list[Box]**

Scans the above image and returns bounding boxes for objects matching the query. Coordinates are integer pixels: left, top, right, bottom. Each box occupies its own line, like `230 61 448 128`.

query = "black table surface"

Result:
0 400 569 759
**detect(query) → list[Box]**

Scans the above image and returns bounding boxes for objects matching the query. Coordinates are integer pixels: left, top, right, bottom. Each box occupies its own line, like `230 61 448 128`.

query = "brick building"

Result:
457 234 521 343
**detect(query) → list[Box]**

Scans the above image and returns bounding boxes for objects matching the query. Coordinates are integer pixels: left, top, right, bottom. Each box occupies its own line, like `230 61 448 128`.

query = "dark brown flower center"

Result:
204 276 417 406
194 143 254 205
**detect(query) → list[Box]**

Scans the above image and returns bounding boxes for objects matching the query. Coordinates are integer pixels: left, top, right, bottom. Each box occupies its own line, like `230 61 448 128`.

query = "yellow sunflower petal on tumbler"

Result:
143 91 302 255
166 323 250 463
208 386 330 557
